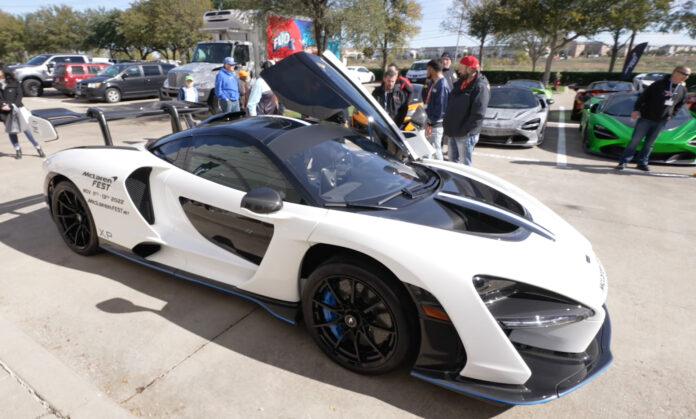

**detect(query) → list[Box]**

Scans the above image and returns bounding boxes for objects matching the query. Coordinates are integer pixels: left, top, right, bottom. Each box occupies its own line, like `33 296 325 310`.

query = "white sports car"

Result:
346 66 375 83
480 86 552 147
42 51 611 405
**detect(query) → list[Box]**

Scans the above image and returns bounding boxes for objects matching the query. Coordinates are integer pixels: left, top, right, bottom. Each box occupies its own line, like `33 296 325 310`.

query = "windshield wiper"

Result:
324 202 396 211
377 175 439 205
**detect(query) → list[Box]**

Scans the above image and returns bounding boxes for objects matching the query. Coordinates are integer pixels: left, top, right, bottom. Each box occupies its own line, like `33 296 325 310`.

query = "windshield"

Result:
507 80 543 89
99 65 127 76
26 54 51 65
588 81 633 91
410 62 427 71
282 134 428 204
192 43 233 63
488 88 538 108
645 73 668 81
605 94 690 119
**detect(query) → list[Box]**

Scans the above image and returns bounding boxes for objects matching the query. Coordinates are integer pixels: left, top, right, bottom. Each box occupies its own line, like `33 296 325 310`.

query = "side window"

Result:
184 135 301 203
52 57 67 63
233 45 250 65
71 66 85 75
152 138 187 164
88 66 102 74
125 66 142 77
162 64 175 73
143 65 161 76
71 56 86 63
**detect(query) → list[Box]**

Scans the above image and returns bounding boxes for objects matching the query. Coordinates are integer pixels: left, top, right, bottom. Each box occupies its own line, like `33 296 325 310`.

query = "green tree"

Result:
496 0 606 84
83 9 132 58
120 1 157 59
146 0 212 61
0 11 26 63
342 0 420 70
441 0 499 67
508 31 548 72
601 0 671 72
670 0 696 38
24 6 89 54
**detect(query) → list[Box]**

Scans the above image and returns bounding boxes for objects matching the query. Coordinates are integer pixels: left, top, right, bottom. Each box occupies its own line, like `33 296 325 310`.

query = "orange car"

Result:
352 83 424 131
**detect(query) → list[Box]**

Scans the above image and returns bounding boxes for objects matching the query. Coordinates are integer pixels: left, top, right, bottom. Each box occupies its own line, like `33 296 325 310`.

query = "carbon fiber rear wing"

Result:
30 101 210 146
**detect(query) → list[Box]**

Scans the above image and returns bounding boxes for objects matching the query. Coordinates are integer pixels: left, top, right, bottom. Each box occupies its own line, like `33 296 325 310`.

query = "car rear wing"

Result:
29 101 210 146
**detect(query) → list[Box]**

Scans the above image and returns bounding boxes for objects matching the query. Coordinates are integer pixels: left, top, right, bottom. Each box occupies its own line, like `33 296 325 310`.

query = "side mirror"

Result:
590 103 600 113
242 187 283 214
546 98 554 105
121 73 128 79
47 62 55 69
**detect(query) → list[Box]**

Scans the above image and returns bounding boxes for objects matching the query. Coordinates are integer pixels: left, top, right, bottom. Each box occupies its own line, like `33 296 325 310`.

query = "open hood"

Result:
260 51 431 160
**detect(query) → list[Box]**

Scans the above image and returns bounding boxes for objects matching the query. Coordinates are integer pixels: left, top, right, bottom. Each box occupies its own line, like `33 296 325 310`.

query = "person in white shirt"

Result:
177 75 198 129
247 61 279 116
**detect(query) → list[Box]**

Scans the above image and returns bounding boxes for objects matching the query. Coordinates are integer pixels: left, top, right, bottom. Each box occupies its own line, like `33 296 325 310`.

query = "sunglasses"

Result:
677 70 691 76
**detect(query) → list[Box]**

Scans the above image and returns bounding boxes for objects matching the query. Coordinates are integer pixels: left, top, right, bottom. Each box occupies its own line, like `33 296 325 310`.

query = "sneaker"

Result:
36 147 46 158
614 163 625 170
14 149 22 159
636 164 650 172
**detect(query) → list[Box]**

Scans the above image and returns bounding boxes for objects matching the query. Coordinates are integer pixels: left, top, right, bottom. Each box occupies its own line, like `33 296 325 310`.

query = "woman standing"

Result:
0 63 45 159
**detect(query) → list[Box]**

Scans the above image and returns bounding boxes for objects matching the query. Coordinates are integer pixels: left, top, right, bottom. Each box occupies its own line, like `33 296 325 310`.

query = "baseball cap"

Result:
459 55 479 68
441 51 452 59
224 57 236 66
238 69 249 79
184 75 194 81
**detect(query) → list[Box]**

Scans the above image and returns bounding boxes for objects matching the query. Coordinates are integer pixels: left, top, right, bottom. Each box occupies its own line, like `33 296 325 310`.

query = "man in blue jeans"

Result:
443 56 490 166
215 57 240 113
423 60 449 160
616 65 691 171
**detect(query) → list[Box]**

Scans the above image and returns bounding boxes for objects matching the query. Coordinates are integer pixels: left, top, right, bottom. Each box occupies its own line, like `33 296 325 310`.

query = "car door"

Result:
155 133 324 295
120 65 145 97
141 65 163 96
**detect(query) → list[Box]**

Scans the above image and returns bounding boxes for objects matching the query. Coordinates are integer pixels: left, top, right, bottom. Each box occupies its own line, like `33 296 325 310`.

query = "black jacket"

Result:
372 84 409 127
634 76 687 121
0 80 23 123
443 73 490 137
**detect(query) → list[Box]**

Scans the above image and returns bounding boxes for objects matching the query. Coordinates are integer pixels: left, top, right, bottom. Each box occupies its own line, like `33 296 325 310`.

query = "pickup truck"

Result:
10 53 91 97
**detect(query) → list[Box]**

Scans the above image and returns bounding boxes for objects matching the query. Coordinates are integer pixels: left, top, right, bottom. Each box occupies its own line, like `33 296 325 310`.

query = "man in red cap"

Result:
443 55 490 166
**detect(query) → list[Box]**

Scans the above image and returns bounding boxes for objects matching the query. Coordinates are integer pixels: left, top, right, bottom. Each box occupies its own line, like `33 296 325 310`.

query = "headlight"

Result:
593 124 618 139
688 137 696 146
87 82 101 88
521 118 541 131
473 275 594 329
163 79 169 88
196 80 215 90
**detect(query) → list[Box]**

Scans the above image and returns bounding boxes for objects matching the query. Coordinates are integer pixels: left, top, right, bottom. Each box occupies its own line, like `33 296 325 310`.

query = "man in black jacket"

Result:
443 56 490 166
387 63 413 104
616 66 691 171
372 70 409 128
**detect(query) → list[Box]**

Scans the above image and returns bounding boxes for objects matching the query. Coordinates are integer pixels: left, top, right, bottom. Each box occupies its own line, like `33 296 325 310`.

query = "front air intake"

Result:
125 167 155 224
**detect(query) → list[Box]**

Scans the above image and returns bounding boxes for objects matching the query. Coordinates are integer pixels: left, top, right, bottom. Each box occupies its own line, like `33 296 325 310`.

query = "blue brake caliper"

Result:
322 287 342 339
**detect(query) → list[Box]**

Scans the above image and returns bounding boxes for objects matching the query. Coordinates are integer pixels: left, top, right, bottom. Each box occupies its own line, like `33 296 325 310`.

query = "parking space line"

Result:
473 152 540 162
557 106 567 167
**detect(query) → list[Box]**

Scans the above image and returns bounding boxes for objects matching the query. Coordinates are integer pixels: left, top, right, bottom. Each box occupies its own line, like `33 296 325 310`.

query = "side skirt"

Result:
99 241 299 324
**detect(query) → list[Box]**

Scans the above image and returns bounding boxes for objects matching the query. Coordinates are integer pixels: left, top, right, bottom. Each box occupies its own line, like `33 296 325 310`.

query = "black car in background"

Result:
77 62 176 103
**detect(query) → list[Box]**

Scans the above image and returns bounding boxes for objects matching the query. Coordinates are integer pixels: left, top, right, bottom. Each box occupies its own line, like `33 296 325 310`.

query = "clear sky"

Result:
2 0 695 48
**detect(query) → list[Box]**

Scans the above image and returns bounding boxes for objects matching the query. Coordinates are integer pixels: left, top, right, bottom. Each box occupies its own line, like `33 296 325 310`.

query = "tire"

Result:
301 258 417 375
104 87 121 103
537 126 546 146
51 182 100 256
22 78 43 97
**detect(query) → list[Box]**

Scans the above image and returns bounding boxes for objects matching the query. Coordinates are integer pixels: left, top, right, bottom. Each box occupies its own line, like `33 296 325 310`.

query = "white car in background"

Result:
346 66 375 83
406 59 428 84
632 72 670 91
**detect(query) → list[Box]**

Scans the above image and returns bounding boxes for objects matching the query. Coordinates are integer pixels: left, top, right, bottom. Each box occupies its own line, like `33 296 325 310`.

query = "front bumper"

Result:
411 306 612 405
479 126 540 146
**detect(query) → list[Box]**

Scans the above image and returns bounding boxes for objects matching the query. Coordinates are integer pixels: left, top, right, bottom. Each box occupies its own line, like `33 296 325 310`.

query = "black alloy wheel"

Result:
51 182 100 256
302 259 417 375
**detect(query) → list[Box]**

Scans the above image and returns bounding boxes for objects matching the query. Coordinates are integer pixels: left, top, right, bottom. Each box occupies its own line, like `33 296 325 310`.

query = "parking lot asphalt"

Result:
0 88 695 418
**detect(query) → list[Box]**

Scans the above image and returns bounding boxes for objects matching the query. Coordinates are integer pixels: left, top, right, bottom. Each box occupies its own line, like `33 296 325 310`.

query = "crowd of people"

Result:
2 53 690 171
